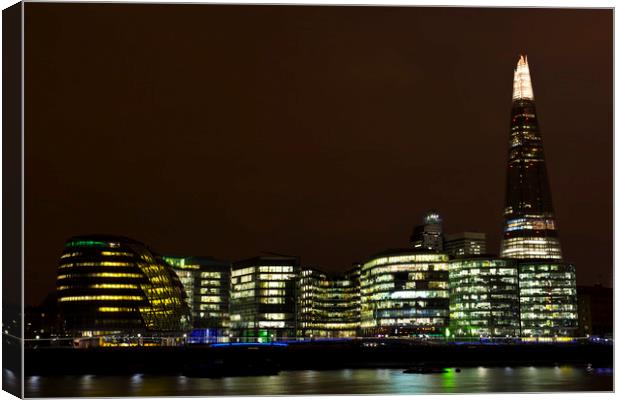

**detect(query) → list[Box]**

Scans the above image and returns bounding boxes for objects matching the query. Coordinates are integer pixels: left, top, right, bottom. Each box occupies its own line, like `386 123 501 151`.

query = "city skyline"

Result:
25 5 612 306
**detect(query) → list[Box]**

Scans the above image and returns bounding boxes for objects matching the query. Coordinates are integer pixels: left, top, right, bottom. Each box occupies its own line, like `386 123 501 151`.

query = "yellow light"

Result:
57 284 139 290
57 272 142 279
60 252 81 259
100 251 133 257
91 283 138 289
512 55 534 101
59 295 144 302
58 261 134 269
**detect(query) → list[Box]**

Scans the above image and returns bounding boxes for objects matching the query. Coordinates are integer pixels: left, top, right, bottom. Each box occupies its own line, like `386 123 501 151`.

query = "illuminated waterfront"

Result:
23 366 612 397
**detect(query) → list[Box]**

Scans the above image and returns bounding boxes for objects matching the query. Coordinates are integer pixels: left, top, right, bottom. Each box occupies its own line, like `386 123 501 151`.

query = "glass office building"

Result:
444 232 486 257
500 55 562 260
297 266 360 338
162 256 231 338
449 256 520 338
56 235 191 337
518 261 578 337
360 250 449 337
230 255 299 341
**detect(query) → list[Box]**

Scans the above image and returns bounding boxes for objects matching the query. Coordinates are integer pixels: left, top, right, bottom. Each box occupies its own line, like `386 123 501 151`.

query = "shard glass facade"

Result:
499 55 578 338
500 55 562 260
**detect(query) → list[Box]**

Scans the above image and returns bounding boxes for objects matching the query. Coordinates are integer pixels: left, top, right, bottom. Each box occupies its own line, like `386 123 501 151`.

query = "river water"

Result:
24 366 612 397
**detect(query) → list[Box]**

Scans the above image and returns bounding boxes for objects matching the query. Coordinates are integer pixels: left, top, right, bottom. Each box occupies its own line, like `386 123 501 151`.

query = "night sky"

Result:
25 4 612 305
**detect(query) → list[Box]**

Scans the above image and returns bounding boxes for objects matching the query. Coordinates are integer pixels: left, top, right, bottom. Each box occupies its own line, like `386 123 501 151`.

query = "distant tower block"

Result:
410 210 444 251
444 232 486 257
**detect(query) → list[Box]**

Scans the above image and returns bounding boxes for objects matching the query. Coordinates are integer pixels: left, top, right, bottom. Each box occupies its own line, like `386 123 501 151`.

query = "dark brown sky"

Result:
25 4 612 305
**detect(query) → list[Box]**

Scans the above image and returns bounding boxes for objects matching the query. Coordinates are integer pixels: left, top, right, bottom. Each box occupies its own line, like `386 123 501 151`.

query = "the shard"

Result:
500 55 577 337
500 55 563 260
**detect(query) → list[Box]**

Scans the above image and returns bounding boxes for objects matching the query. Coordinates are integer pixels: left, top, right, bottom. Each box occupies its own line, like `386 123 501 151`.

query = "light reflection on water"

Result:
25 367 613 397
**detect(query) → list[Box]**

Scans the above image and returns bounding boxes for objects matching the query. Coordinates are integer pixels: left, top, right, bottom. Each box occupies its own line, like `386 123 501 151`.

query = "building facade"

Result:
518 261 578 337
410 211 444 251
230 255 299 341
297 266 360 338
449 256 520 338
56 235 191 337
360 250 450 337
162 256 231 339
444 232 486 257
500 55 562 260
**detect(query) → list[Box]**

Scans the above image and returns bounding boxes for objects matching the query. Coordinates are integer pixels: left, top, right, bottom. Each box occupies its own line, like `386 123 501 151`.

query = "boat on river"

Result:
403 365 448 374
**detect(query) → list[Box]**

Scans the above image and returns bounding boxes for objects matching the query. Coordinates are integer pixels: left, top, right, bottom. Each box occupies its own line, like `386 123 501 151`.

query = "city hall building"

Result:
56 235 191 337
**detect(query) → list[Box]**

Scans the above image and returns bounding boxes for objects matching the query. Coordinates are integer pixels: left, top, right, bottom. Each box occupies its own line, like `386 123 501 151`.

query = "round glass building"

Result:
56 235 191 337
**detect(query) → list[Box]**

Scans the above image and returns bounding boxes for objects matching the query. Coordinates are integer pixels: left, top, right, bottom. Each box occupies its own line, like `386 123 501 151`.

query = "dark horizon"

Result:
24 4 612 305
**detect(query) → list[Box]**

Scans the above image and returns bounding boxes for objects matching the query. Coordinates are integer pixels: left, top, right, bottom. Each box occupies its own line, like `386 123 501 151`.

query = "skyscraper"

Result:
410 210 444 251
500 55 577 337
500 55 562 260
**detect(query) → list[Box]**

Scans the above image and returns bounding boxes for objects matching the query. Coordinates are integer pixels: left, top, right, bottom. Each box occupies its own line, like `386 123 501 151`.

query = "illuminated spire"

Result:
501 53 562 261
512 54 534 101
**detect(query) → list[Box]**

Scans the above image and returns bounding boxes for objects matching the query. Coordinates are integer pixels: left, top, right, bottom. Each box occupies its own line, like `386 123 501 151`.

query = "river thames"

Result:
23 366 612 397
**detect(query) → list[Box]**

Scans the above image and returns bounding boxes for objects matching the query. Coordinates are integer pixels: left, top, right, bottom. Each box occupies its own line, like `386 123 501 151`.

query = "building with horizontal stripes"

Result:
230 254 299 341
518 261 578 337
360 249 450 337
56 235 191 337
162 256 231 337
448 256 520 338
297 265 360 338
